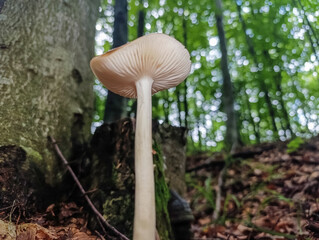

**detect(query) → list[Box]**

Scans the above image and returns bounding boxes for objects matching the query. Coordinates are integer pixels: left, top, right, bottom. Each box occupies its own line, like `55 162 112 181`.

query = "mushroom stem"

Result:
133 76 156 240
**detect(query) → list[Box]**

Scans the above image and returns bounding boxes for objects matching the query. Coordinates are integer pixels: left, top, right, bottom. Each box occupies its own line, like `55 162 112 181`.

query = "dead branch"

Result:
213 165 226 220
95 230 106 240
49 136 129 240
187 144 276 173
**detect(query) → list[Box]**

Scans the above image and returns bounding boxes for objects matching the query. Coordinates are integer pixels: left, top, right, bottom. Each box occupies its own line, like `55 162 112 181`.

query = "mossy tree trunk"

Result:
0 0 100 215
0 0 99 186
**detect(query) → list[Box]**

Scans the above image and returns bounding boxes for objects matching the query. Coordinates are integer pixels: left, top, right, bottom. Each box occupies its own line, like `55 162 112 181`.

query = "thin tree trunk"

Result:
262 78 279 139
176 89 183 126
243 87 260 143
262 50 293 137
137 0 145 38
275 73 293 137
297 0 319 47
236 1 279 139
163 91 170 123
129 0 145 118
291 77 311 134
291 0 319 61
215 0 240 152
104 0 128 123
197 122 203 150
182 16 189 129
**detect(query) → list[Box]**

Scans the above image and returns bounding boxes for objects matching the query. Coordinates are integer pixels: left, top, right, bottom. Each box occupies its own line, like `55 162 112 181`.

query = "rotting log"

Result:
88 118 188 240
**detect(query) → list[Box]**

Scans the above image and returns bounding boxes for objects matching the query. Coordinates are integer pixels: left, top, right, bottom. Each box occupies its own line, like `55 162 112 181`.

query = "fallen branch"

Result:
187 144 276 173
186 159 225 173
49 136 129 240
212 165 226 220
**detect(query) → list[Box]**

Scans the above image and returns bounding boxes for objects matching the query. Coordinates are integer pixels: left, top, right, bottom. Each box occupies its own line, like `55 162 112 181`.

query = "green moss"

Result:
99 137 174 239
19 145 54 189
103 191 134 238
153 141 174 240
20 146 43 171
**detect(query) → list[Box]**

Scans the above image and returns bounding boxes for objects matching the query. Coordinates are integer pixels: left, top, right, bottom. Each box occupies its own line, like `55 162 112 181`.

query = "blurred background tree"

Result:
94 0 319 153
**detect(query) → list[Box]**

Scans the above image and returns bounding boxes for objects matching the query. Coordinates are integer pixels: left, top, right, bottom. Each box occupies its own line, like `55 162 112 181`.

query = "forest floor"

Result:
2 136 319 239
186 136 319 239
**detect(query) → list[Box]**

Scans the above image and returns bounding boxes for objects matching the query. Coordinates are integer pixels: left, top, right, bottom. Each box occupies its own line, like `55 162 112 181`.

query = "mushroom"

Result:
90 33 191 240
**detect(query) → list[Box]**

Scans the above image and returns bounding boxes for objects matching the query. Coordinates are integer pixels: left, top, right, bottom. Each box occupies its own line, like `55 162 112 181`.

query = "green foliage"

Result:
287 137 305 153
217 193 241 224
186 174 216 209
95 0 319 153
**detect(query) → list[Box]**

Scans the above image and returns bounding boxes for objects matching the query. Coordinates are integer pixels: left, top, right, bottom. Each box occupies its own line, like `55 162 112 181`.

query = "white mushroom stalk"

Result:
134 76 155 239
90 33 191 240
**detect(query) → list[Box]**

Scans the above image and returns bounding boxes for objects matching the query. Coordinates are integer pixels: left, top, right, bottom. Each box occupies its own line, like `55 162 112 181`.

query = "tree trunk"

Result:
0 0 99 186
176 88 183 126
163 91 170 123
182 16 189 129
104 0 128 123
243 86 260 143
127 1 144 119
295 0 319 48
263 50 293 137
236 1 279 139
215 0 240 152
137 0 145 38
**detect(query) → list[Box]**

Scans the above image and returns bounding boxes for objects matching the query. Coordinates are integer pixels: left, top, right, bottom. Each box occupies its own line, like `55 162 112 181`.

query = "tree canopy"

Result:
94 0 319 152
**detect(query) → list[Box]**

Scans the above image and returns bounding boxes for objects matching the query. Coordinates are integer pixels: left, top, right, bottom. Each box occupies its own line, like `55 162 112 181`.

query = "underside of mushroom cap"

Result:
90 33 191 98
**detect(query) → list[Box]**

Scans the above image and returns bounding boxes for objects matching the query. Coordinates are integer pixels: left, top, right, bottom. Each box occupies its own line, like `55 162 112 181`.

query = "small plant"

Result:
287 137 304 153
218 193 241 224
186 174 216 209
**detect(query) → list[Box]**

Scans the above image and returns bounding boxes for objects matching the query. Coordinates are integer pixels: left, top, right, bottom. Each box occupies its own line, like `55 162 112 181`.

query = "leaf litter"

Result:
0 202 100 240
1 136 319 239
186 136 319 239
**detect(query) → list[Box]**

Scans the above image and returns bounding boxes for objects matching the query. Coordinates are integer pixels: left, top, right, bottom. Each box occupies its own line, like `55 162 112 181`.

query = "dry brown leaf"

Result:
198 216 211 226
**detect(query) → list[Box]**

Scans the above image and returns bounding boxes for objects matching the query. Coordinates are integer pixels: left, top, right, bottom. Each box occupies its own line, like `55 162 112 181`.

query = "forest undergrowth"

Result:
186 136 319 239
2 136 319 239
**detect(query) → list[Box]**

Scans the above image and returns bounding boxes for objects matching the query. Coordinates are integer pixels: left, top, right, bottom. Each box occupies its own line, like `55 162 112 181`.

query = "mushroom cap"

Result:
90 33 191 98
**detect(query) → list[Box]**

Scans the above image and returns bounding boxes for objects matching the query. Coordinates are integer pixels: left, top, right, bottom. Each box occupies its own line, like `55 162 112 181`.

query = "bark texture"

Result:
88 118 187 239
0 0 99 185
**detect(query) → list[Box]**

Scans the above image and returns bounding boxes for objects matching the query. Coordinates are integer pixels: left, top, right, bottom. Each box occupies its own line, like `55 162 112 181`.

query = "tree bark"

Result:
0 0 99 185
104 0 128 123
215 0 241 152
89 119 183 240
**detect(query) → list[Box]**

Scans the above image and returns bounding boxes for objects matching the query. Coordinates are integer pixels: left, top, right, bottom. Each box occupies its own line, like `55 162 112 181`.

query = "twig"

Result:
49 136 129 240
213 166 226 220
0 202 20 211
97 217 107 235
95 230 106 240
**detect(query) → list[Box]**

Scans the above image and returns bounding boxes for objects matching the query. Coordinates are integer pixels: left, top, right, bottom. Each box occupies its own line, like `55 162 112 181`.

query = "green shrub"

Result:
287 137 304 153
